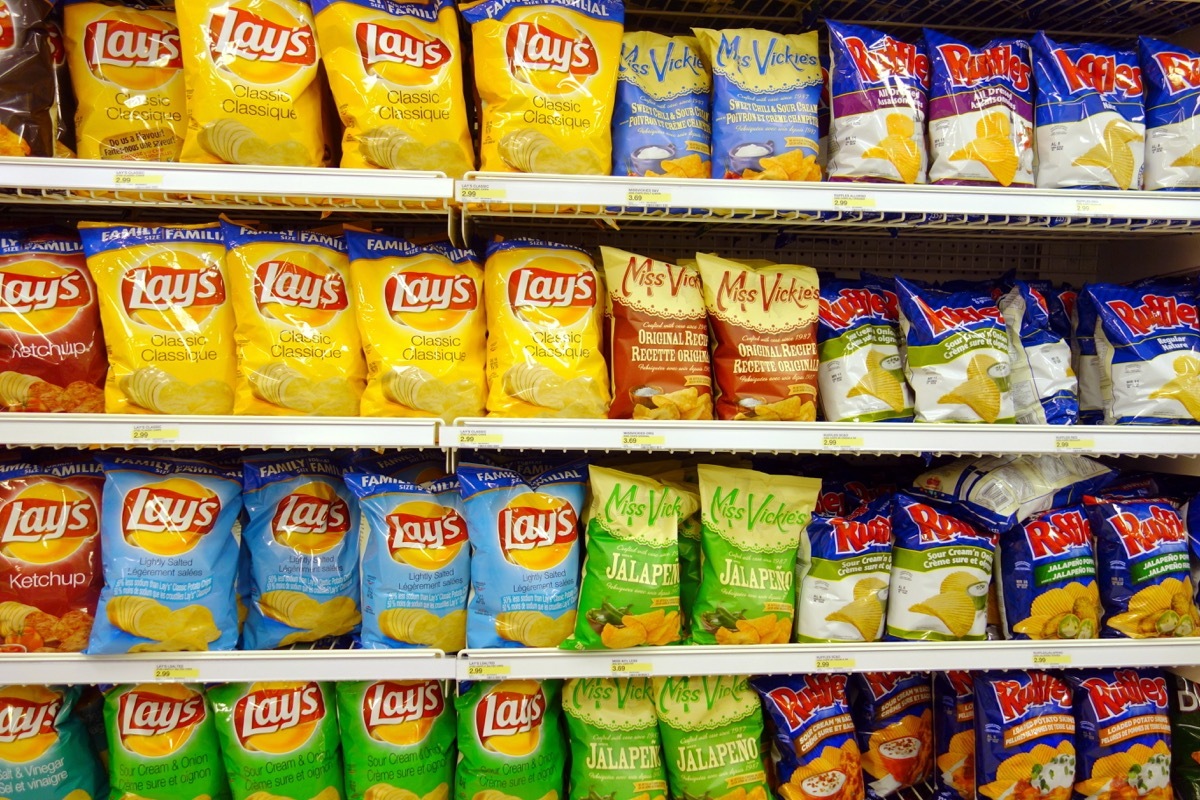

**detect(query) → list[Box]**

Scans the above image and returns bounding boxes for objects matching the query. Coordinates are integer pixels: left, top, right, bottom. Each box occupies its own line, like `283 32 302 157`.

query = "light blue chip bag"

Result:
346 473 469 653
88 454 242 654
243 455 361 650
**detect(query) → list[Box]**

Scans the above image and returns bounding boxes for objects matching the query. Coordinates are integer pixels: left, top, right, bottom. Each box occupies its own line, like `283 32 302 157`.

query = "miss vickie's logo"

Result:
356 22 449 71
715 270 818 316
820 286 898 330
937 42 1030 90
766 675 847 731
709 486 808 534
843 34 929 84
1053 47 1142 96
1080 670 1168 722
1103 502 1186 557
254 261 348 311
713 31 818 74
1024 509 1090 559
620 256 700 300
506 20 597 76
991 672 1072 723
623 38 704 81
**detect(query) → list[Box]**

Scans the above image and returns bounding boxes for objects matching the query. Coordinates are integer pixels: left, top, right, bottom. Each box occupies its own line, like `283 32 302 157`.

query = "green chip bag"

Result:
208 681 344 800
568 466 683 650
653 675 769 800
337 680 455 800
455 680 564 800
105 684 229 800
692 465 821 645
562 678 667 800
669 481 702 635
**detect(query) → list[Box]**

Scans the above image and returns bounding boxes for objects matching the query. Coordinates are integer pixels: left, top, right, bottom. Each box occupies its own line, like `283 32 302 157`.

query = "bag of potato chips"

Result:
63 1 186 161
484 239 609 418
222 220 364 417
692 465 820 645
850 672 934 800
696 253 820 421
999 280 1079 425
105 683 229 800
460 0 623 175
673 480 702 634
78 222 236 415
694 28 822 182
242 455 361 649
46 17 75 158
973 670 1075 800
313 0 472 175
0 0 56 158
176 0 327 166
0 685 108 800
209 681 345 800
337 679 455 800
563 678 666 800
345 230 486 421
1141 36 1200 191
933 671 974 800
455 679 565 800
1169 673 1200 800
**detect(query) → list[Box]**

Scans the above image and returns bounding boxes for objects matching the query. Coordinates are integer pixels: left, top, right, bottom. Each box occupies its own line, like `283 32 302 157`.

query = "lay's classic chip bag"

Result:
694 28 821 182
222 221 364 417
1000 281 1078 425
484 239 608 418
88 454 242 654
850 672 933 800
925 29 1034 187
78 222 236 415
0 685 107 800
614 32 711 179
242 455 361 649
460 0 623 175
973 670 1075 800
1066 669 1172 800
345 473 468 653
313 0 472 175
1140 36 1200 191
63 1 186 161
455 679 564 800
933 671 973 800
563 678 666 800
1033 33 1145 190
209 681 345 800
105 683 229 800
337 679 455 800
827 22 929 184
177 0 327 166
352 449 447 485
345 231 486 422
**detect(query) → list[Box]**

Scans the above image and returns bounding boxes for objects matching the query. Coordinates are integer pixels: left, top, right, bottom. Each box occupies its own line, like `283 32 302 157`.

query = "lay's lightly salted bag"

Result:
0 685 108 800
1140 36 1200 191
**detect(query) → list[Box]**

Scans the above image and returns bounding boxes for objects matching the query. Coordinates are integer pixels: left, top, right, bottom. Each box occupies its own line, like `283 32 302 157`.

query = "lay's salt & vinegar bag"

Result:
933 671 973 800
345 230 486 421
78 222 236 415
222 221 364 417
88 454 242 654
313 0 472 175
693 28 821 182
63 1 186 161
177 0 327 166
242 455 361 649
346 473 468 653
337 679 455 800
999 280 1079 425
458 461 585 649
209 681 345 800
563 678 666 800
460 0 623 176
0 685 108 800
973 670 1075 800
850 672 933 800
455 679 564 800
105 683 229 800
1140 36 1200 191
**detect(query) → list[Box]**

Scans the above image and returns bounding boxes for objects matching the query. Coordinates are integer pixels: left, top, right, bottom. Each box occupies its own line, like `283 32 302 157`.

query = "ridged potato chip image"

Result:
951 113 1021 186
1011 581 1100 640
1148 354 1200 420
1073 119 1144 190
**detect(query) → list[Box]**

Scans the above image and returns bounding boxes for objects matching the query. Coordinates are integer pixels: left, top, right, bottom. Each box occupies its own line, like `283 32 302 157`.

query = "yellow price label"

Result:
154 667 200 680
822 436 864 448
1031 652 1071 666
815 657 856 671
626 188 672 206
622 434 666 447
611 660 654 675
131 426 180 442
831 193 876 209
1075 199 1114 215
467 663 512 678
459 184 507 201
457 432 503 446
113 171 163 187
1055 436 1095 450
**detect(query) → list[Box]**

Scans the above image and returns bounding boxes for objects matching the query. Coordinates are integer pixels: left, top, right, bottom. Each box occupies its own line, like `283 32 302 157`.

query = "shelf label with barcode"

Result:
1031 650 1071 667
1074 198 1116 216
831 193 876 209
611 657 653 676
1055 435 1095 451
822 434 864 449
457 430 503 446
131 425 179 443
814 655 856 671
459 183 507 201
114 170 163 187
626 187 672 207
466 661 512 678
154 664 200 680
621 432 666 448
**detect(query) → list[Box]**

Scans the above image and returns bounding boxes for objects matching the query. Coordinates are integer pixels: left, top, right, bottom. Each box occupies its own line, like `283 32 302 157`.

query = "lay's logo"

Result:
909 296 1003 336
47 20 64 66
0 270 90 314
120 265 226 313
1053 48 1142 96
937 42 1030 90
820 287 898 330
0 2 13 50
766 675 847 730
254 261 348 311
498 495 577 571
1081 670 1168 722
207 4 315 66
1024 509 1090 559
476 686 545 740
1107 503 1186 558
1153 51 1200 93
0 496 96 545
508 267 595 309
843 35 929 84
906 501 987 545
272 491 350 537
364 681 443 728
234 683 324 750
506 21 597 76
122 487 220 536
0 696 59 743
387 506 468 552
356 22 449 71
118 690 204 740
832 513 890 555
991 672 1072 723
1104 294 1200 337
83 20 182 71
386 272 477 314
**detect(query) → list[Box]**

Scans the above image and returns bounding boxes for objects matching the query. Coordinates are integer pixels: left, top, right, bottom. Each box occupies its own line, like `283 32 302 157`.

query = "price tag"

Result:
815 655 856 671
459 183 507 201
457 430 503 446
466 661 512 678
1055 435 1095 451
154 665 200 680
113 170 163 187
1031 650 1072 667
131 425 180 443
626 187 672 207
621 433 666 448
831 192 876 209
611 658 653 676
1074 198 1117 216
822 435 864 449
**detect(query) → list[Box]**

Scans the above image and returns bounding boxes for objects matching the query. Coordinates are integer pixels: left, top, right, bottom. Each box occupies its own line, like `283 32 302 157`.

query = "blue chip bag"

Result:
1072 289 1105 424
849 672 933 799
1066 669 1172 800
1140 36 1200 191
0 685 108 799
242 455 361 650
457 461 586 649
345 473 469 653
999 281 1079 425
351 450 448 485
973 670 1075 800
1084 496 1199 638
1032 32 1146 190
933 671 974 800
88 454 242 654
753 674 864 800
998 505 1100 640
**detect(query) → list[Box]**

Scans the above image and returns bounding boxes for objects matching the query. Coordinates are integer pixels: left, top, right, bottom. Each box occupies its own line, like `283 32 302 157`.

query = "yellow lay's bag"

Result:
313 0 473 176
177 0 328 166
63 2 187 161
222 220 364 416
460 0 624 175
345 229 485 421
78 222 236 415
484 238 609 418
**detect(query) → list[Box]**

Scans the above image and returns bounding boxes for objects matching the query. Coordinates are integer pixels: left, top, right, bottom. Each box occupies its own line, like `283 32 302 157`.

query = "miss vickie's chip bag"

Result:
456 679 565 800
563 677 666 800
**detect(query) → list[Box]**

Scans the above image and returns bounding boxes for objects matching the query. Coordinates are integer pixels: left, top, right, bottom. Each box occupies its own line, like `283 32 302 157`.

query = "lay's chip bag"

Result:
242 455 361 649
222 220 364 417
1140 36 1200 191
455 679 564 800
345 472 469 653
457 461 585 649
345 230 486 422
563 677 666 800
63 1 186 161
176 0 327 166
88 453 242 654
460 0 623 176
0 685 108 800
78 222 236 416
850 672 933 800
209 681 345 800
105 683 229 800
693 28 821 182
999 280 1079 425
337 679 455 800
1033 33 1145 190
933 671 973 800
973 670 1075 800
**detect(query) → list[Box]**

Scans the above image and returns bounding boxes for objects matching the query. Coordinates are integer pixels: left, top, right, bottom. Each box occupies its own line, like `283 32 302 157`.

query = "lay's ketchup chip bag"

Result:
0 685 108 800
